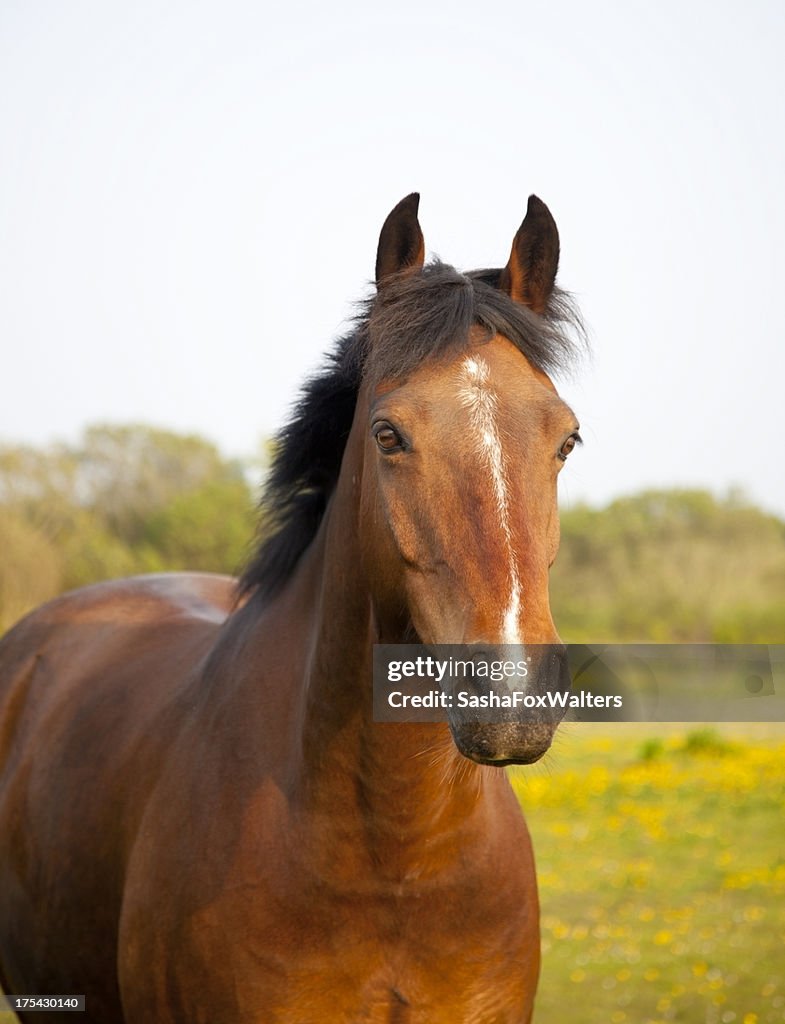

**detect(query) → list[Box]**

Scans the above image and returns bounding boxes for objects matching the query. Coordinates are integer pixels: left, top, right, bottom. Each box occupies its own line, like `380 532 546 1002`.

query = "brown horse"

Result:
0 194 583 1023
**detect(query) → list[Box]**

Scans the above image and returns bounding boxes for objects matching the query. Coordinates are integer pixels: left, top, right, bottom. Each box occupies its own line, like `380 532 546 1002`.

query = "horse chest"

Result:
190 876 534 1021
121 818 538 1024
145 918 537 1024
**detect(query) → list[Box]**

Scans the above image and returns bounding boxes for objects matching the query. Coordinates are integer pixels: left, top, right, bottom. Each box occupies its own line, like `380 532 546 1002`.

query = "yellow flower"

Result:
743 905 765 921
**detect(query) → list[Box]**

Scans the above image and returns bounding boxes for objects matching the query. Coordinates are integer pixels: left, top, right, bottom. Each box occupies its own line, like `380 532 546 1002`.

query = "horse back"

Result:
0 573 235 1022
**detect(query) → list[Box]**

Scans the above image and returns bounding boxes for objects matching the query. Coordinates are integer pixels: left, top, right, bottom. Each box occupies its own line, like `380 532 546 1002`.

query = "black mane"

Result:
239 261 584 600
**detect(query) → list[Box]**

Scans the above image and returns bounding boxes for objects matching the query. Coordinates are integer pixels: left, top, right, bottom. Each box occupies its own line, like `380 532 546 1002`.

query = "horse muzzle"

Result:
446 642 571 766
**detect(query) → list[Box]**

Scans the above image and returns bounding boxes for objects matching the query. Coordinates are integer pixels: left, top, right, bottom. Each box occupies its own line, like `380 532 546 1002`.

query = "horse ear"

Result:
499 195 560 314
375 193 425 285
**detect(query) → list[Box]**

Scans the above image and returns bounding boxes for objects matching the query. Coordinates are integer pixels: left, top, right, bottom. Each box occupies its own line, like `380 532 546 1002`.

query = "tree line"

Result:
1 425 783 641
0 425 258 633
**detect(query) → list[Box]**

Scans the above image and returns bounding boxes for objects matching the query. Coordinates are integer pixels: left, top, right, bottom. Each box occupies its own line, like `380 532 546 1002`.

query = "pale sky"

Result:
1 0 784 514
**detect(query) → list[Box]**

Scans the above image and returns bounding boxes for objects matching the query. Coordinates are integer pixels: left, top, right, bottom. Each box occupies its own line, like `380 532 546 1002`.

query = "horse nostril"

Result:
470 650 493 676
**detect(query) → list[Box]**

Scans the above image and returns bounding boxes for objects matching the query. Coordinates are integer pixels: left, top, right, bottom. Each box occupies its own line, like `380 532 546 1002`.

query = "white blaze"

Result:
459 356 523 644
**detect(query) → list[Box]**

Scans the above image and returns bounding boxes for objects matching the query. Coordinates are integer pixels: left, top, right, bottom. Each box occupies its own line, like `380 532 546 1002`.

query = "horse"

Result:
0 193 584 1023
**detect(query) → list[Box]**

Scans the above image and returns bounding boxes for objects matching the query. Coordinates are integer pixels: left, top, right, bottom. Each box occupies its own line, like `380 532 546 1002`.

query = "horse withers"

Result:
0 193 583 1023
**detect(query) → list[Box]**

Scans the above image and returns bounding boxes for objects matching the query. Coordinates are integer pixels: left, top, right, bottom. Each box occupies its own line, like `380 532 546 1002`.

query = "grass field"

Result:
2 725 783 1022
515 724 785 1024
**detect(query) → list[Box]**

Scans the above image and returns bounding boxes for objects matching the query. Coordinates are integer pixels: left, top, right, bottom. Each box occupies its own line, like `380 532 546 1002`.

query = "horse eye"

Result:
375 425 403 453
558 433 581 461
